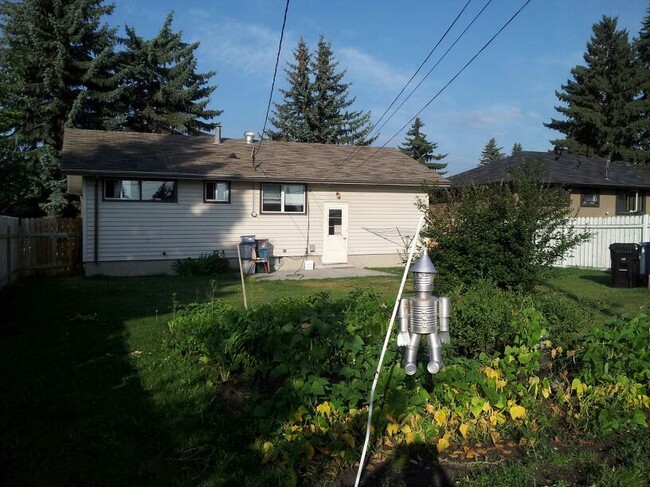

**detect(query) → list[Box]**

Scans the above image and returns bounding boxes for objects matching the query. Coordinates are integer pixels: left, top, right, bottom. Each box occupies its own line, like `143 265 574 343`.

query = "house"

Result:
61 128 447 276
450 150 650 217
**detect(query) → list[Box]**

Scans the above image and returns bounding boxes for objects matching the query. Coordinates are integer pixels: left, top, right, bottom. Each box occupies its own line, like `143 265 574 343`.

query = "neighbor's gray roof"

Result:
451 151 650 189
61 128 448 187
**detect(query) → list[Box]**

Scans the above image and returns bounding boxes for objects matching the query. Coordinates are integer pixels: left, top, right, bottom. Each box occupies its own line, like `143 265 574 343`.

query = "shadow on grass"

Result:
0 275 248 486
345 443 452 487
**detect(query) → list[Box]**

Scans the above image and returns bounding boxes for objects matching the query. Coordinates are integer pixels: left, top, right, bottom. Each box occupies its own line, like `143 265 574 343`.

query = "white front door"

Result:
322 203 348 264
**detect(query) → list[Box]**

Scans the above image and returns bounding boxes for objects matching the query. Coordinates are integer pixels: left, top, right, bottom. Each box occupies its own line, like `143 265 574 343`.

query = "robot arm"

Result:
438 296 451 344
397 298 410 347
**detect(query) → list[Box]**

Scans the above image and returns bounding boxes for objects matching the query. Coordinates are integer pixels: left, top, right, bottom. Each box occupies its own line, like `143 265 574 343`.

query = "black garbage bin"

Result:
609 243 641 288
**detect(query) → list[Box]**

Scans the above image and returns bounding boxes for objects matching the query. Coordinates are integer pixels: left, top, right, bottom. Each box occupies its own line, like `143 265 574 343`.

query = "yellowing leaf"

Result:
426 403 435 414
262 441 273 454
401 424 412 435
406 432 416 445
437 436 450 453
316 401 331 418
459 423 470 439
294 411 303 422
482 366 500 379
496 379 507 391
542 386 551 399
571 378 588 397
509 404 526 420
434 409 447 426
387 423 400 436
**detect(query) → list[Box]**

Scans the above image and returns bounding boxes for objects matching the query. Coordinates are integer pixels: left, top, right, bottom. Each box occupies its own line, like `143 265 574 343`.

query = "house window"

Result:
580 188 599 207
104 179 177 202
616 190 645 214
204 181 230 203
261 183 306 213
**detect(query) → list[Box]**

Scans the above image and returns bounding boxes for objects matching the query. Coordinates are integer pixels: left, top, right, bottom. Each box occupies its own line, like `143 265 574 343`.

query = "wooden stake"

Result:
236 243 248 309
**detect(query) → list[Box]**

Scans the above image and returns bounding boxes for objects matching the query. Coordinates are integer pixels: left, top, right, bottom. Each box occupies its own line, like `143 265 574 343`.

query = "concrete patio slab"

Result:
249 266 394 281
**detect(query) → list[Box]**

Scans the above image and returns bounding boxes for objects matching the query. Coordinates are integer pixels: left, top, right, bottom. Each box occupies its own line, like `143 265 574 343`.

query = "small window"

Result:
616 190 645 214
104 179 177 202
328 209 342 235
205 181 230 203
261 183 306 213
580 188 599 207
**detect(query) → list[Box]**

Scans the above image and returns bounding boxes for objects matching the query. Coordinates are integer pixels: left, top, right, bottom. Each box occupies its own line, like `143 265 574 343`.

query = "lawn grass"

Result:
539 267 650 324
0 268 647 485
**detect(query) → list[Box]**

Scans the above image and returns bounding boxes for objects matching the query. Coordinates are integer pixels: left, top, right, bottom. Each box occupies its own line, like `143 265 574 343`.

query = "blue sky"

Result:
110 0 648 175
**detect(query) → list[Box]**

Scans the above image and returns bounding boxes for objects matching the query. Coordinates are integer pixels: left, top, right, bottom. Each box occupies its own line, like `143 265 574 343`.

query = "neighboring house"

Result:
61 128 447 276
451 150 650 217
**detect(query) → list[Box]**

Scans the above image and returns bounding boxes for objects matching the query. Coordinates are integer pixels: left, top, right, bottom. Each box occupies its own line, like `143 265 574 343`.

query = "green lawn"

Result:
0 269 647 485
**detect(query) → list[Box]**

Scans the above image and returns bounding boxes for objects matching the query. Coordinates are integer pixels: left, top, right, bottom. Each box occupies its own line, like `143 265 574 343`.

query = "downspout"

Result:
94 177 99 264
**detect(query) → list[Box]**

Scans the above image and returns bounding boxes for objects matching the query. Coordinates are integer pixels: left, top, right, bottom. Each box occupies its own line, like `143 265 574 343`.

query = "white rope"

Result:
354 214 425 487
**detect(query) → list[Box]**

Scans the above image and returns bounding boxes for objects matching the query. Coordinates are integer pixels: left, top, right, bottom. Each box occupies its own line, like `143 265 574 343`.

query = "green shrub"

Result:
531 291 588 347
449 280 521 357
172 253 230 276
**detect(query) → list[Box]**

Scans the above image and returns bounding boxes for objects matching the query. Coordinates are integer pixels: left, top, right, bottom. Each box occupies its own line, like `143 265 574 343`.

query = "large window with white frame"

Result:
616 189 645 214
204 181 231 203
104 179 177 202
261 183 306 213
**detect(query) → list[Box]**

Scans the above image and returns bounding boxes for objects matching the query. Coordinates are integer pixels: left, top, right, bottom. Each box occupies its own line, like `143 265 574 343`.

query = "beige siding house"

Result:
61 129 447 276
451 150 650 218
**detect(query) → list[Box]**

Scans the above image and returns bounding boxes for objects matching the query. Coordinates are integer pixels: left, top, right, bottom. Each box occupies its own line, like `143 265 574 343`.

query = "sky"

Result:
109 0 649 175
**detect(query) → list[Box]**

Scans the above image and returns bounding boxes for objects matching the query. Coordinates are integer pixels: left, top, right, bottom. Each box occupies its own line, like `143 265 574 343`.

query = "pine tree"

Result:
479 138 505 166
399 117 448 174
511 142 523 156
544 16 643 163
636 9 650 164
0 0 118 216
267 38 313 141
112 13 220 135
269 35 376 145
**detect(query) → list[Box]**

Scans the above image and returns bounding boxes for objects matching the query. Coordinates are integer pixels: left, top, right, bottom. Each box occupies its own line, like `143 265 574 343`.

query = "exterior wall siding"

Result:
81 178 426 271
571 188 650 217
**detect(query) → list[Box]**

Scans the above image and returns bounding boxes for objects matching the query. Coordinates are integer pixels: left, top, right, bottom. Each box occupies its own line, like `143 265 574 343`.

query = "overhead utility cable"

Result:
371 0 494 140
334 0 473 172
255 0 290 165
344 0 534 176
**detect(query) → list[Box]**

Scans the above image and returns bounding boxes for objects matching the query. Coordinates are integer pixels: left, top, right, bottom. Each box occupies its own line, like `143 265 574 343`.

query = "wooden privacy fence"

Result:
557 215 650 269
1 216 82 288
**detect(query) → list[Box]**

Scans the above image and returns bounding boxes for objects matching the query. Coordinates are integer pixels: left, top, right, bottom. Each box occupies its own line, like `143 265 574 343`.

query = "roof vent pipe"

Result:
214 125 222 144
244 131 255 144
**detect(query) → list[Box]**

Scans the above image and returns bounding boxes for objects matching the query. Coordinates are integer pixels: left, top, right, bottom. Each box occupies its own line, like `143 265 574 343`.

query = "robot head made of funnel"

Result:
397 252 451 376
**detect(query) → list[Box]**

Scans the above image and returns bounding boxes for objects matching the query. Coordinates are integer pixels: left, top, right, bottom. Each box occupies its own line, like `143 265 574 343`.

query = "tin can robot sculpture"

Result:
397 252 451 375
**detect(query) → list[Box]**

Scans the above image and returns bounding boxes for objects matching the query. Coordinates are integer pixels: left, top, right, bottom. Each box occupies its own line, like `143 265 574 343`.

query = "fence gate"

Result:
1 216 82 288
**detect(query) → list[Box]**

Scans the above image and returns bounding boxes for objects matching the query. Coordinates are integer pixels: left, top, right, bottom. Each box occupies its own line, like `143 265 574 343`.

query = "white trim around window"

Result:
204 181 231 203
261 183 306 214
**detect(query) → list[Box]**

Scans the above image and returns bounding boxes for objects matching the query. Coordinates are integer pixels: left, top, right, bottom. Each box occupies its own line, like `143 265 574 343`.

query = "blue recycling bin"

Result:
640 242 650 284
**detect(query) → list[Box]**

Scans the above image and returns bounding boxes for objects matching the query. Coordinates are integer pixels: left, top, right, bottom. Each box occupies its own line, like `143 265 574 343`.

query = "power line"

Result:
338 0 534 178
256 0 290 160
371 0 495 140
334 0 474 173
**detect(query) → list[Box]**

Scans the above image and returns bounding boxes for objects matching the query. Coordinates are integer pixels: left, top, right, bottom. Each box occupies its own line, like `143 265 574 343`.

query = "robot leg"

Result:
403 333 422 376
426 332 443 374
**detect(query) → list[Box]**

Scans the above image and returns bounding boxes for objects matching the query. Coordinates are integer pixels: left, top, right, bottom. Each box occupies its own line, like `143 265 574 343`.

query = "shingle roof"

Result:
61 128 448 187
450 151 650 189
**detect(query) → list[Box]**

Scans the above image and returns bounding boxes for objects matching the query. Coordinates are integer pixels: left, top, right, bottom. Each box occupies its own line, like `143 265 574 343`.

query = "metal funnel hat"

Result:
412 252 437 274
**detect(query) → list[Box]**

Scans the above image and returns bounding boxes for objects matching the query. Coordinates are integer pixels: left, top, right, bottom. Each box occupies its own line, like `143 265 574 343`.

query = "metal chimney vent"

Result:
214 125 222 144
244 131 255 144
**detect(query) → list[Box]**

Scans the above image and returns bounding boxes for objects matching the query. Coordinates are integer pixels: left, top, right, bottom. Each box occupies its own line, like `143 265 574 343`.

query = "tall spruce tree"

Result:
0 0 118 216
267 38 313 141
479 138 505 166
636 9 650 164
511 142 523 156
112 13 220 135
269 35 376 145
399 117 448 174
544 16 643 163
